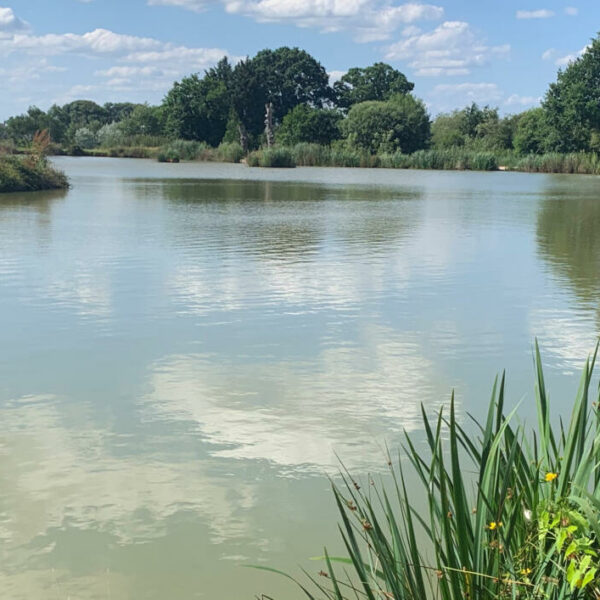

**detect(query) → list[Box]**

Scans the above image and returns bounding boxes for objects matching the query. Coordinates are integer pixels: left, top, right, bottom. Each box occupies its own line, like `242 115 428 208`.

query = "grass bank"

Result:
0 155 69 193
264 342 600 599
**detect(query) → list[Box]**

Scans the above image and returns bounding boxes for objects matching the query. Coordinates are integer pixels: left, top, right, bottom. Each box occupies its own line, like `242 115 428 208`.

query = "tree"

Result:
544 35 600 152
103 102 139 123
334 63 414 110
120 104 165 137
342 95 430 154
61 100 108 131
277 105 342 146
231 47 332 146
4 106 49 143
513 108 550 154
163 57 232 145
431 103 516 151
431 112 467 149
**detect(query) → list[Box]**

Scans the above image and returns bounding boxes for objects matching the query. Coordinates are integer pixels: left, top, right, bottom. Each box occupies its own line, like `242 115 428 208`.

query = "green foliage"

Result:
270 343 600 600
0 155 68 193
342 95 430 154
277 105 342 146
157 148 180 163
333 63 414 110
544 36 600 151
97 122 125 147
247 147 296 168
431 104 517 152
513 108 551 155
4 106 50 144
515 152 600 174
155 139 244 163
73 127 98 149
231 47 332 144
215 141 244 163
163 58 232 145
119 104 165 137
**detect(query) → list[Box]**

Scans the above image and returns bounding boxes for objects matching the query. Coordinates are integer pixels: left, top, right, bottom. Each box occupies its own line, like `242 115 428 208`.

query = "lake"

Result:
0 157 599 598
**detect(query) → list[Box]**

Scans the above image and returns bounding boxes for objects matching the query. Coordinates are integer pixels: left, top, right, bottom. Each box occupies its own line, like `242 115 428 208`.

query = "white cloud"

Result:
385 21 510 76
148 0 208 11
0 8 234 109
427 82 503 112
555 45 589 66
516 9 554 19
504 93 541 107
328 69 346 83
541 48 556 61
0 6 28 35
564 6 578 15
150 0 443 41
543 45 589 66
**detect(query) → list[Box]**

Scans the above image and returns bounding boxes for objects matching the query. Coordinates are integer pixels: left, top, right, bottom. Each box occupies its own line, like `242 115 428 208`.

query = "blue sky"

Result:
0 0 596 120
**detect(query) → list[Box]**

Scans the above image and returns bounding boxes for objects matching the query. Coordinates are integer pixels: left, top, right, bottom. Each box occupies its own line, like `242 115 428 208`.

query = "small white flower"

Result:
524 509 532 521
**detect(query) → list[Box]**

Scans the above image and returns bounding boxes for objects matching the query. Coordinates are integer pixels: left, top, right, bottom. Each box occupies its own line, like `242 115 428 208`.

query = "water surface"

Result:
1 157 599 598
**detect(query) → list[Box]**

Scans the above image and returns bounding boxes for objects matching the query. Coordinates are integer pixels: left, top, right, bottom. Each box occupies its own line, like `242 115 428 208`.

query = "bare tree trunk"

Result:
264 102 274 148
238 123 249 154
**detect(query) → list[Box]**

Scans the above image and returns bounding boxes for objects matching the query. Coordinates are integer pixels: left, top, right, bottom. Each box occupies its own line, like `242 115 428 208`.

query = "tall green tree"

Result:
120 104 165 137
163 57 232 145
103 102 139 123
513 108 550 154
4 106 49 143
231 47 332 146
333 63 414 110
544 36 600 151
342 95 430 154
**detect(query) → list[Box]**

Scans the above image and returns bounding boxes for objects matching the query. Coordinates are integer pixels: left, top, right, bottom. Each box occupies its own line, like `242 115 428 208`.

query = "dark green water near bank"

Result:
0 157 599 598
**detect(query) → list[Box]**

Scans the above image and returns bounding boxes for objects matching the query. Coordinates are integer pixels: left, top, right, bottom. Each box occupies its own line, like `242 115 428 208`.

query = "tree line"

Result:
2 37 600 156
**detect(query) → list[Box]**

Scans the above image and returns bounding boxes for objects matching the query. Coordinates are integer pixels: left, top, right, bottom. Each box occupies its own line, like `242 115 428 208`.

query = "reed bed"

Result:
262 342 600 600
157 140 244 163
515 153 600 174
247 147 296 168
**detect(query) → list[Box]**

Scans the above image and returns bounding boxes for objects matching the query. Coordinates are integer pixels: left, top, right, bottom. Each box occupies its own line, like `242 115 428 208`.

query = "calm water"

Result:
1 157 599 598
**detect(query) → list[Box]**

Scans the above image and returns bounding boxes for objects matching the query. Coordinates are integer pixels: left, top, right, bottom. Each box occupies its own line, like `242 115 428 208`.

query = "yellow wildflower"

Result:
488 521 503 530
521 568 532 576
545 472 558 482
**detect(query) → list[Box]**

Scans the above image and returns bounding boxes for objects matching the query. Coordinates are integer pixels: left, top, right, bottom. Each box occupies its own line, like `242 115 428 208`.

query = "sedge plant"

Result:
258 341 600 600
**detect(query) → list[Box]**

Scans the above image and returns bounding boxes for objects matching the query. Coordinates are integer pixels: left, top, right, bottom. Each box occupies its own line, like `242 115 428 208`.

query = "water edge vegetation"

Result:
0 130 68 193
4 34 600 173
259 342 600 600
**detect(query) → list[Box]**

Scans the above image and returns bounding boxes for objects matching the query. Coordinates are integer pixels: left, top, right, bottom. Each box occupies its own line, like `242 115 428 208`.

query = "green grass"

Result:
0 155 69 193
265 341 600 599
